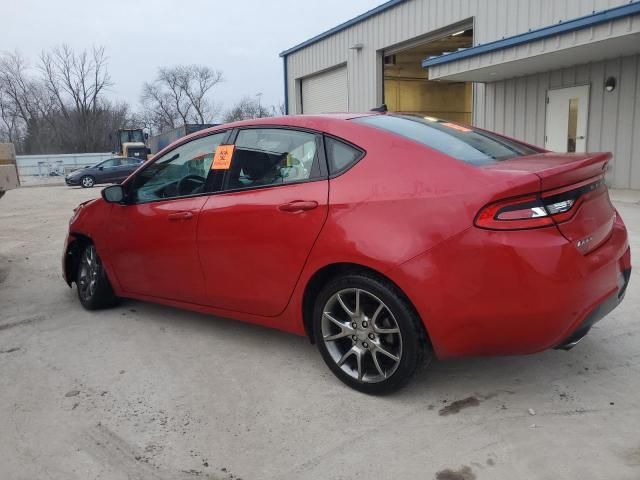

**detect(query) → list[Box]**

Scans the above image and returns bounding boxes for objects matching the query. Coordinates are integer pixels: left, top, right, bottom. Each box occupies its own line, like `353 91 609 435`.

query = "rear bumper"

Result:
390 214 631 359
555 266 631 350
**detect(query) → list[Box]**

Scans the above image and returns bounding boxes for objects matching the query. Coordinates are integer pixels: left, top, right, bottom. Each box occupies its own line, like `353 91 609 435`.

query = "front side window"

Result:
225 129 318 191
354 115 542 165
129 132 225 203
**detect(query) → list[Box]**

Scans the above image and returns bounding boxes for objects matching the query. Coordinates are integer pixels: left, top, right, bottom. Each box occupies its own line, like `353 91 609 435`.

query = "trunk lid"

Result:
484 152 615 254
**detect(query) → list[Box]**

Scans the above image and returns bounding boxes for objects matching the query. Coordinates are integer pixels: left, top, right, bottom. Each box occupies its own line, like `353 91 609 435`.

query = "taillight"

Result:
475 195 554 230
475 177 606 231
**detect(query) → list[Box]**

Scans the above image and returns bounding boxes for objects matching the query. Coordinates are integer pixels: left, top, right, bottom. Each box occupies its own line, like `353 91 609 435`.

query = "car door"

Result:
105 132 228 304
113 158 142 183
197 127 329 316
96 158 123 183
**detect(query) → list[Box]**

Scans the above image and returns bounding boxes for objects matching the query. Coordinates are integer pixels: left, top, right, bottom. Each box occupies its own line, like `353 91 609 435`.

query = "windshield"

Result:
354 114 542 165
119 129 145 144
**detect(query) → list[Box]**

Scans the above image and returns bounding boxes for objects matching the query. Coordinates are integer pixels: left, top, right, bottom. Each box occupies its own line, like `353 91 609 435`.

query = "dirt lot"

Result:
1 185 639 480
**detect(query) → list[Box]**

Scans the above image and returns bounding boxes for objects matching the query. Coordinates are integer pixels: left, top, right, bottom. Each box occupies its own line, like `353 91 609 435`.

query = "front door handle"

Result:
278 200 319 213
167 211 194 221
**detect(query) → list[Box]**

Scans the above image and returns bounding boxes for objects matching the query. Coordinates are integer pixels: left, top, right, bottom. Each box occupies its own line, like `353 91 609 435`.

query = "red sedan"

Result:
62 114 631 394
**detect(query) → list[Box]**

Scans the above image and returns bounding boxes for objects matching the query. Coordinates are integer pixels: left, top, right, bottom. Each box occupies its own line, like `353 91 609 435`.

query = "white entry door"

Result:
545 85 590 153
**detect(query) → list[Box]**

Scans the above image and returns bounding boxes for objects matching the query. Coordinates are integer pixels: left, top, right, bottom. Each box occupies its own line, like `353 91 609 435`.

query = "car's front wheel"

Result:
80 175 95 188
76 243 118 310
313 273 431 394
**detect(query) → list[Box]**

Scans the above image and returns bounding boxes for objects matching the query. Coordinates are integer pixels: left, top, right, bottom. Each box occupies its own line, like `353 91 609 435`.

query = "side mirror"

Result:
102 185 125 204
99 166 104 171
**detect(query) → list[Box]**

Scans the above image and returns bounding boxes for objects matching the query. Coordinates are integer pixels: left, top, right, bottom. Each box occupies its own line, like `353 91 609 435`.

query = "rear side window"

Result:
324 136 364 175
225 128 319 191
354 115 541 166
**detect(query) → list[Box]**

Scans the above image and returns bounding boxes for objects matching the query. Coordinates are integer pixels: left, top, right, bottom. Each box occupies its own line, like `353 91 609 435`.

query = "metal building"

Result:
281 0 640 189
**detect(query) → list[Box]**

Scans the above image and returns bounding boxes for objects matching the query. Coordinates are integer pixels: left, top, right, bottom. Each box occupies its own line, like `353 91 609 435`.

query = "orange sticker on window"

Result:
442 123 472 133
212 145 235 170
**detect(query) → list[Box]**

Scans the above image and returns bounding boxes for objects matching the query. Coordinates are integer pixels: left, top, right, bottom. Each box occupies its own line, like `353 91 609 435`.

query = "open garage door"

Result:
384 28 473 123
301 66 348 114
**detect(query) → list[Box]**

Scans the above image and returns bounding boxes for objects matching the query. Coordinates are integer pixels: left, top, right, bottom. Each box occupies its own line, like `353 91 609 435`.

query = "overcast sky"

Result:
1 0 382 117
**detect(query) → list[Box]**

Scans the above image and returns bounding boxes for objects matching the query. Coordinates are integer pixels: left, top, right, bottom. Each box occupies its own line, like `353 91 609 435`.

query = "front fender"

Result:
62 233 88 286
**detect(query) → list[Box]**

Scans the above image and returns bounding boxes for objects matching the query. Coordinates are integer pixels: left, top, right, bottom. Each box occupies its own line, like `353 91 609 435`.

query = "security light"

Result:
605 77 616 92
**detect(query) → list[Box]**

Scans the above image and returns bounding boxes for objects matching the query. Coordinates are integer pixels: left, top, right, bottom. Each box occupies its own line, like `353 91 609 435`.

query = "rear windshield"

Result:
353 114 542 165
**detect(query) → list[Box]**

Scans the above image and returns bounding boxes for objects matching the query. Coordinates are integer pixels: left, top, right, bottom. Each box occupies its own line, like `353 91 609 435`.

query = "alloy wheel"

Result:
77 245 99 301
81 176 94 188
321 288 403 383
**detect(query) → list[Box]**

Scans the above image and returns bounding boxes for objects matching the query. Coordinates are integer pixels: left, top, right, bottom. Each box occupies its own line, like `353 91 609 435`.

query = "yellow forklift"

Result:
113 129 150 161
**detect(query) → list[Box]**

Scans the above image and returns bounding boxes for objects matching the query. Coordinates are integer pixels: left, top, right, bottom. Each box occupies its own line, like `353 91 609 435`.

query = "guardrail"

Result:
16 152 113 178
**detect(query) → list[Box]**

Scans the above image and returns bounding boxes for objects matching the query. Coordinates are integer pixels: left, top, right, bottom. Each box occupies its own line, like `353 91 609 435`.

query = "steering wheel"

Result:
177 175 206 196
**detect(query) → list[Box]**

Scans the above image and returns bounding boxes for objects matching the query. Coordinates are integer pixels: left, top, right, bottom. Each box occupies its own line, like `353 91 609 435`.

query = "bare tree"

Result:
222 95 280 123
176 65 223 123
0 51 51 151
39 45 115 152
140 81 179 133
0 46 131 154
141 65 223 133
272 102 286 116
0 90 20 144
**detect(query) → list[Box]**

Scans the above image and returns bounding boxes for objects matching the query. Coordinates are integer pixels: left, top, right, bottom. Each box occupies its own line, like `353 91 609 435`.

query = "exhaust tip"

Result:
555 330 589 351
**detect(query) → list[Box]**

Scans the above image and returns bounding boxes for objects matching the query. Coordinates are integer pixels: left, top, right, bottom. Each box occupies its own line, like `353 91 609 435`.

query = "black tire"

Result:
76 243 118 310
80 175 95 188
313 272 431 394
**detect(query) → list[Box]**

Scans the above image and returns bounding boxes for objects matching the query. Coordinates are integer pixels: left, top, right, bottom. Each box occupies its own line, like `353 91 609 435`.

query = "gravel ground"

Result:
1 185 639 480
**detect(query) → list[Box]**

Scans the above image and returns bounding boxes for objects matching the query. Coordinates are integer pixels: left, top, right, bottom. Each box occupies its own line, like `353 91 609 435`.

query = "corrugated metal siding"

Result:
479 54 640 189
284 0 639 189
285 0 630 113
427 11 640 81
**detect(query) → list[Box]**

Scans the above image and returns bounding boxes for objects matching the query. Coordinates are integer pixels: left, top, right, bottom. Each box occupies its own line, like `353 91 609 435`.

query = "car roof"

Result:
148 113 384 160
181 113 379 139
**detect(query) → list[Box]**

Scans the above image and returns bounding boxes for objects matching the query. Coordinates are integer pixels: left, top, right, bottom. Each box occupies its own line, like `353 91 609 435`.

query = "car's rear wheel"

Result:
313 273 431 394
76 243 118 310
80 175 95 188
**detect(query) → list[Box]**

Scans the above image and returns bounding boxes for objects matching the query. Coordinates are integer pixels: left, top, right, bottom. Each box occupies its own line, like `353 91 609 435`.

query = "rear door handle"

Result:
167 211 194 221
278 200 319 213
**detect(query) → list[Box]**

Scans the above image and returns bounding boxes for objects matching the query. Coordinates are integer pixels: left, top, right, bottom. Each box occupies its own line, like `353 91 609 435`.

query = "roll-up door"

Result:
301 66 348 114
